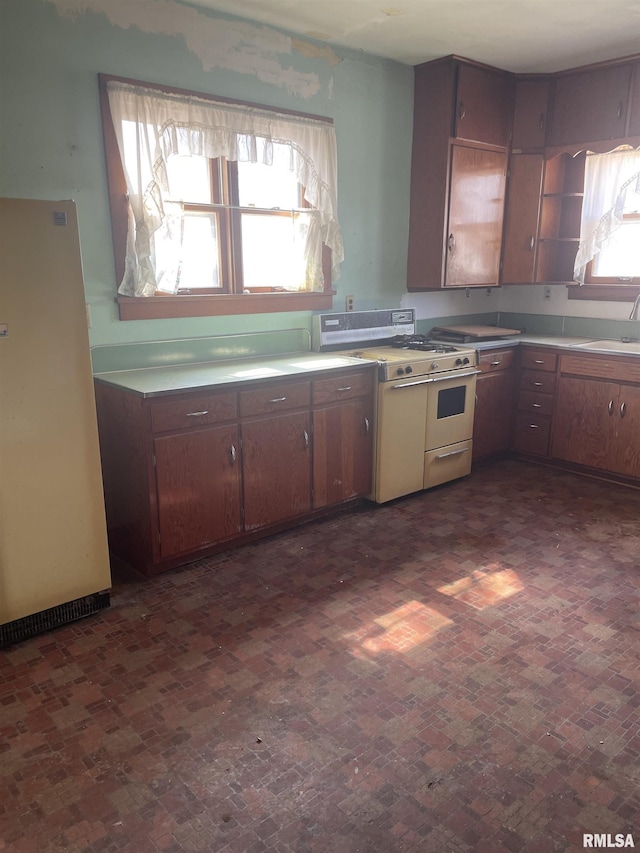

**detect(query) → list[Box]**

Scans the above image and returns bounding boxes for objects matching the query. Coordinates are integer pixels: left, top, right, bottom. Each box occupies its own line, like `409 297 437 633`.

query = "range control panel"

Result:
313 309 415 350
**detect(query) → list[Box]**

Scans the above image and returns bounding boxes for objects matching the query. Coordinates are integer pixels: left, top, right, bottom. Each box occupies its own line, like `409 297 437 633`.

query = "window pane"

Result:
241 213 307 290
166 155 212 203
178 213 221 290
593 221 640 278
238 157 300 210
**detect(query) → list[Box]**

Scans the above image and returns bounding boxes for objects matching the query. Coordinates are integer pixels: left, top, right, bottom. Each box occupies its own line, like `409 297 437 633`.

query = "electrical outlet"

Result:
543 286 551 301
346 295 355 311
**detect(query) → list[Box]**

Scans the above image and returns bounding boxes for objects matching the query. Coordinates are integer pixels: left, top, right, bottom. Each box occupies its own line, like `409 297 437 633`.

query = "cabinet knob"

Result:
458 102 466 120
539 113 545 131
529 235 535 251
230 444 237 463
620 401 627 419
364 417 370 433
608 399 614 415
617 102 624 119
303 429 310 447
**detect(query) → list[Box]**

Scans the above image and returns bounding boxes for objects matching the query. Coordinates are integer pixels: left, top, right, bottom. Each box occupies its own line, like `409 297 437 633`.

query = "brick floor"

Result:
1 459 639 851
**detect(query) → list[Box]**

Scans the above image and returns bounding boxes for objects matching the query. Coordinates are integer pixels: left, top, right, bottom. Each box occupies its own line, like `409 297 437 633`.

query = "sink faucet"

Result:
629 294 640 321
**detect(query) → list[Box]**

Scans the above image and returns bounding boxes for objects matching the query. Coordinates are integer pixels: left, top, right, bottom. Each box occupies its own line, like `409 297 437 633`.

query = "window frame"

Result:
99 74 335 320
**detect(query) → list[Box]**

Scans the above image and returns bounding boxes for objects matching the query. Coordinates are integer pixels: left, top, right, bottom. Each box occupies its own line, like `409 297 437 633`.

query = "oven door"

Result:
425 369 478 450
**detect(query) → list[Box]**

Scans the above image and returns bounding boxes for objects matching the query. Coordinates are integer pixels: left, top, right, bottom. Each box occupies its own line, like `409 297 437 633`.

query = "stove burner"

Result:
389 335 458 353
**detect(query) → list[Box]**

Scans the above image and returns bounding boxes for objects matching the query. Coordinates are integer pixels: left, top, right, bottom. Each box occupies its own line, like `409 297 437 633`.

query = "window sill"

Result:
117 290 335 320
567 284 640 302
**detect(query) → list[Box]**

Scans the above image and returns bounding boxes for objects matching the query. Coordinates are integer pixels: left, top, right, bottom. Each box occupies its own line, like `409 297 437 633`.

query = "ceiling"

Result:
186 0 640 72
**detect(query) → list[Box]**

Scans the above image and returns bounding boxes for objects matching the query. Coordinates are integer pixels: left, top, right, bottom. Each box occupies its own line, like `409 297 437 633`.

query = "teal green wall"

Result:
0 0 414 346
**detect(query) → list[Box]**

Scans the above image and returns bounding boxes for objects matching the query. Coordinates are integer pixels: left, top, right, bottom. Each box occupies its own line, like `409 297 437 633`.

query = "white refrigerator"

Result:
0 198 111 645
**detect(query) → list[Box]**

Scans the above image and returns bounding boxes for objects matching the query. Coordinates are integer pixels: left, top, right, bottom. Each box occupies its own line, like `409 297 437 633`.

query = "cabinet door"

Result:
446 146 507 288
242 411 312 530
455 64 513 147
611 384 640 477
154 425 241 559
313 399 373 508
472 370 515 460
628 62 640 137
549 65 632 146
551 376 618 469
512 79 549 150
501 154 544 284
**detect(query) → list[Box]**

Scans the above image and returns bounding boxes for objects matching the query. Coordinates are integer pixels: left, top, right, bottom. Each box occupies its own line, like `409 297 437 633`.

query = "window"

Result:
99 75 343 319
572 147 640 298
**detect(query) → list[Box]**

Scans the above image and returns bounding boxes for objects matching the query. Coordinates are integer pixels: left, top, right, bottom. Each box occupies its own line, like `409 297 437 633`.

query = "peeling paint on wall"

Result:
291 38 341 67
47 0 326 98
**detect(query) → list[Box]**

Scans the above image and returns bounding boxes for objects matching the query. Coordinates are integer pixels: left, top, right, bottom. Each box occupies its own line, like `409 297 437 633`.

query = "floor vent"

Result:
0 592 110 648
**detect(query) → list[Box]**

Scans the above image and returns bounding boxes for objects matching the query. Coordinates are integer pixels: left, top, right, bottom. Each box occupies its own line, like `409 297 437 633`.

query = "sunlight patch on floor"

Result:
345 600 453 659
438 566 523 610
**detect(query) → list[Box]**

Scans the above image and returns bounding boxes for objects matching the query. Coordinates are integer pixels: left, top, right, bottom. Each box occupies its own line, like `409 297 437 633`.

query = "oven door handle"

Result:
391 369 480 389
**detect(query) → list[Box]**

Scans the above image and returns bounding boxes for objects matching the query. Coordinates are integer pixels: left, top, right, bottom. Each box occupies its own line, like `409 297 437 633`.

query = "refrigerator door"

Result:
0 198 111 632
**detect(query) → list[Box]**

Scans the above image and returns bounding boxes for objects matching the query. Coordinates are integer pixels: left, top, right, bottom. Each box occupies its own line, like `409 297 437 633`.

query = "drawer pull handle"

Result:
532 381 543 387
337 386 352 392
186 410 209 417
269 396 287 403
303 430 310 448
490 360 502 366
364 417 370 433
435 447 469 460
528 424 540 429
230 444 237 463
608 399 614 415
620 401 627 419
531 403 542 408
533 359 545 364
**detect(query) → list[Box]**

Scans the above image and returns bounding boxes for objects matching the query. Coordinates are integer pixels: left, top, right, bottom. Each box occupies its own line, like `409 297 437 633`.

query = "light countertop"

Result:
94 352 374 398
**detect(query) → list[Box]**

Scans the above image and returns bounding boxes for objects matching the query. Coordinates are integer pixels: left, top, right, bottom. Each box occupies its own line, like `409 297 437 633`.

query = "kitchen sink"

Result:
575 339 640 354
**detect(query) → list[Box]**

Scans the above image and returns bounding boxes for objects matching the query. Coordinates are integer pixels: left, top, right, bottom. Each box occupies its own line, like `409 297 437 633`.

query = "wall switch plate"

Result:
346 295 355 311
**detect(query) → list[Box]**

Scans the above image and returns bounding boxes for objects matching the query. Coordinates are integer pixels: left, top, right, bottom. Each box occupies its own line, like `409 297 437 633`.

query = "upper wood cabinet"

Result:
501 154 544 284
548 63 633 147
628 62 640 137
512 79 549 150
407 57 511 290
455 62 514 147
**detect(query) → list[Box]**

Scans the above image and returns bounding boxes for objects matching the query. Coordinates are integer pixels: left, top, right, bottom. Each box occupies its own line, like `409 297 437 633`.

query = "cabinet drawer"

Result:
513 413 551 456
312 370 374 405
477 348 516 373
239 381 310 418
520 348 558 372
151 391 238 434
518 389 555 417
519 369 558 394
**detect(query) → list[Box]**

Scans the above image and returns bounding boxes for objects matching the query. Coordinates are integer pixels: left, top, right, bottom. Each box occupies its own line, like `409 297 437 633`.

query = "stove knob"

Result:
405 365 413 374
455 357 463 366
463 357 470 365
431 361 439 370
396 367 405 376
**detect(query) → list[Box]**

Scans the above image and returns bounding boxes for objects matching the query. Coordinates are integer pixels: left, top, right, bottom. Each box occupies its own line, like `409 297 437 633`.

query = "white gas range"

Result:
313 310 480 503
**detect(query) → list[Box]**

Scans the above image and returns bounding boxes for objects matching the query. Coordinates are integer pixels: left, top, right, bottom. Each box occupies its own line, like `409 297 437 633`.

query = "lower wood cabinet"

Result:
512 346 558 457
155 425 242 559
472 348 516 460
242 410 312 530
551 356 640 478
94 365 375 576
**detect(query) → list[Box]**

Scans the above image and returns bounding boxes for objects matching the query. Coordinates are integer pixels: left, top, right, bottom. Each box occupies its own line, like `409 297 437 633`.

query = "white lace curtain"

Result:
106 80 344 297
574 147 640 283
